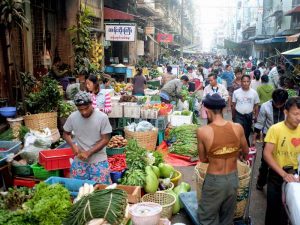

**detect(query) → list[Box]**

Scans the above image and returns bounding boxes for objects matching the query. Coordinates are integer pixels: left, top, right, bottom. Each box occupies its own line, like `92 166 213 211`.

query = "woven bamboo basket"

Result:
141 191 176 219
124 127 158 151
195 161 251 219
24 112 57 130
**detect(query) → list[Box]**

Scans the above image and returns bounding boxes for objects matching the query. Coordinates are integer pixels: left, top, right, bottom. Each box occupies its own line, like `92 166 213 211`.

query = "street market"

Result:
0 1 300 225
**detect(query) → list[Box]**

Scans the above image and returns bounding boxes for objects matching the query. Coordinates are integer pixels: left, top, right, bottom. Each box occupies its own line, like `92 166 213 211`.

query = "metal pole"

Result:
180 0 184 57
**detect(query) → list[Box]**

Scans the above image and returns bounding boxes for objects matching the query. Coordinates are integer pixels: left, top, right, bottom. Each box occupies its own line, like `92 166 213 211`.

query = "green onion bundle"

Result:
169 124 198 157
64 189 128 225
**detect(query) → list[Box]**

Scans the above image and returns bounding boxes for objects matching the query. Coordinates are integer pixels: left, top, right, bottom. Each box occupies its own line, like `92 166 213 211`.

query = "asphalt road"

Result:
170 110 267 225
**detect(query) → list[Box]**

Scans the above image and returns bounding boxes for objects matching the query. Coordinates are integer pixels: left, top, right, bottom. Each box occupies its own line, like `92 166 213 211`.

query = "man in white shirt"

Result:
203 73 229 102
232 74 260 146
268 62 279 88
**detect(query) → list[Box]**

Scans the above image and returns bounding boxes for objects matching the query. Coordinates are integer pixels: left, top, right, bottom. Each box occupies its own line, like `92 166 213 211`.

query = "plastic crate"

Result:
13 178 37 188
12 164 33 176
39 148 75 171
44 176 96 197
150 116 168 130
108 103 123 118
117 118 132 129
170 111 193 127
0 141 21 155
31 163 60 180
123 103 141 119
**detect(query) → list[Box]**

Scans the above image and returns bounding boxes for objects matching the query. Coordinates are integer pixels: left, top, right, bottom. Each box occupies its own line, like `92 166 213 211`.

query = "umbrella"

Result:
281 47 300 56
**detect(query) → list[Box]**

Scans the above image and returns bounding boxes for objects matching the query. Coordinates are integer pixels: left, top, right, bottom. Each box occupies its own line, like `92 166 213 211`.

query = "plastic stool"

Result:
157 130 165 145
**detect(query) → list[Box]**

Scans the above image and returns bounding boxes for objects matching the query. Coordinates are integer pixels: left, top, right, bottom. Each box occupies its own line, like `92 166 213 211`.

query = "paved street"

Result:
171 111 267 225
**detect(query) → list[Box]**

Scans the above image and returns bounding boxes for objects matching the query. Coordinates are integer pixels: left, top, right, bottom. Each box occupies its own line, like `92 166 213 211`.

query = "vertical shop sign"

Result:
105 24 136 42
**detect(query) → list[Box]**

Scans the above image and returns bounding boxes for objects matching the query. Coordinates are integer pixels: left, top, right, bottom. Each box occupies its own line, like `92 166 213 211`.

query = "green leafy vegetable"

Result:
125 139 147 170
121 169 146 186
169 124 198 157
24 182 71 225
152 151 164 166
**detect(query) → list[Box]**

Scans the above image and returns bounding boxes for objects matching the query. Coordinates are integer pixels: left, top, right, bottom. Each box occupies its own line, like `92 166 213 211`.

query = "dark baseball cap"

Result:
73 91 92 106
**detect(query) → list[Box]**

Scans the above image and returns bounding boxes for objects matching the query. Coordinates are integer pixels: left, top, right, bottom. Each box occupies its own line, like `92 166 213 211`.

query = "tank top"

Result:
207 122 240 159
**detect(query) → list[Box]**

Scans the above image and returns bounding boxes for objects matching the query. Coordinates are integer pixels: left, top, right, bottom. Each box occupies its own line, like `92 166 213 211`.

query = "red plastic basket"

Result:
13 178 37 188
39 148 75 171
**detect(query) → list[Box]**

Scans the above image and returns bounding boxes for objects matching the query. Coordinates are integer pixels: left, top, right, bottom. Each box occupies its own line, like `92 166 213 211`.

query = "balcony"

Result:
137 0 156 16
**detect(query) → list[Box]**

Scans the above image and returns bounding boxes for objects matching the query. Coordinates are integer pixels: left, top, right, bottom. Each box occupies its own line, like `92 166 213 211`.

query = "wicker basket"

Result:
195 161 251 219
24 112 57 130
124 127 158 151
141 191 176 219
50 128 61 143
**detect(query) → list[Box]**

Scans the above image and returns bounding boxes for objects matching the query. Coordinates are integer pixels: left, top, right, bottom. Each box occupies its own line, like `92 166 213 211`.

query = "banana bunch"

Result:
90 39 103 69
114 83 126 93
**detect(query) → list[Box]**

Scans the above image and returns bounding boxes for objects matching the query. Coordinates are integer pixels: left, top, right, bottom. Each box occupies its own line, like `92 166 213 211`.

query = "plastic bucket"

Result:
110 170 125 183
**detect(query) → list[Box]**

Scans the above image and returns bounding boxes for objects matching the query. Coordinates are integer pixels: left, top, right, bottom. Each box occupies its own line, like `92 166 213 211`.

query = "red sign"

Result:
157 33 173 43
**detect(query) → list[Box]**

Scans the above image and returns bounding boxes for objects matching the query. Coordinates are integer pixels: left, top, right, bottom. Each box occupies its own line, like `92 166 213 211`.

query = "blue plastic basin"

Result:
114 67 127 74
0 107 16 117
105 66 115 73
110 170 125 183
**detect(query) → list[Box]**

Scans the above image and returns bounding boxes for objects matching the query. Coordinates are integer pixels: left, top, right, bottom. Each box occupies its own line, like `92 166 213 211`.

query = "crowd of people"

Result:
60 53 299 225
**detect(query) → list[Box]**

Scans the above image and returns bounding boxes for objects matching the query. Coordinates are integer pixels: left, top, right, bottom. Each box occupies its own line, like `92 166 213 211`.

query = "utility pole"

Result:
180 0 184 57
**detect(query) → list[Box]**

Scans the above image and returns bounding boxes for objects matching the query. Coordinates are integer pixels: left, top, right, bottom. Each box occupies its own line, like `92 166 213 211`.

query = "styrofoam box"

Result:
170 111 193 126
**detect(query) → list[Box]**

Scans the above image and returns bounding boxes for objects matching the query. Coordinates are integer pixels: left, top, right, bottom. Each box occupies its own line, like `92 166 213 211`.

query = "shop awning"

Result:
286 32 300 42
104 7 135 20
282 47 300 56
285 6 300 16
255 37 286 44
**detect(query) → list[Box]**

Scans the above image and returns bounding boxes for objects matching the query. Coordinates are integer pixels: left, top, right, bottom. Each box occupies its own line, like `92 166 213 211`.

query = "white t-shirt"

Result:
232 88 260 114
250 80 261 91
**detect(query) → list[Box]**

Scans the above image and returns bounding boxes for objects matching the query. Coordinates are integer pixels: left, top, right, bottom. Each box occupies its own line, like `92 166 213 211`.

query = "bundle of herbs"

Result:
169 124 198 157
64 189 128 225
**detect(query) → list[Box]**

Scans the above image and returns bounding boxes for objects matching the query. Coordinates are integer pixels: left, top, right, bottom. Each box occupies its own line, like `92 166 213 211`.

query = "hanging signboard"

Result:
145 26 155 35
157 33 173 43
105 24 136 42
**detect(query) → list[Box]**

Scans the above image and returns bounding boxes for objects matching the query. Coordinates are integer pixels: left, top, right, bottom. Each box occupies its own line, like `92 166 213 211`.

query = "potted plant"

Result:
57 101 76 133
23 77 62 131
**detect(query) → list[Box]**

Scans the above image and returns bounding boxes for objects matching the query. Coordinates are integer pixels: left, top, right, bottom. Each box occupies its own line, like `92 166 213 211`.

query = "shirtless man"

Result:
197 93 249 225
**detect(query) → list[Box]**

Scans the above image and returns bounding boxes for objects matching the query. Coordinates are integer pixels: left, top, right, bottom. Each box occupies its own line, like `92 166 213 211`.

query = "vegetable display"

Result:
24 182 72 225
107 135 127 149
125 139 147 170
64 189 128 225
119 95 137 103
108 154 127 172
121 169 146 186
0 187 34 211
144 166 159 193
169 124 198 157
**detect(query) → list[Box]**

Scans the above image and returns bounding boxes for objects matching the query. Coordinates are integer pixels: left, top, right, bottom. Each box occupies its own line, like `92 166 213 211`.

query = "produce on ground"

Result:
108 154 127 172
181 110 191 116
158 163 175 178
158 178 172 191
173 182 191 209
144 166 159 193
74 183 95 203
166 190 181 214
107 135 127 149
24 182 72 225
169 124 198 157
64 189 128 225
125 139 147 170
121 169 145 186
0 187 34 211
